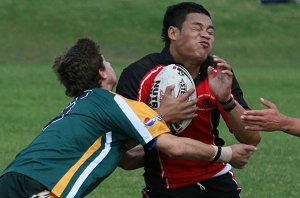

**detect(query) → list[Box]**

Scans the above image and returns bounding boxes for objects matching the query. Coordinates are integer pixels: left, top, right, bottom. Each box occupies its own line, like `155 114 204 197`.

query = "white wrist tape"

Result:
218 146 232 163
211 145 219 161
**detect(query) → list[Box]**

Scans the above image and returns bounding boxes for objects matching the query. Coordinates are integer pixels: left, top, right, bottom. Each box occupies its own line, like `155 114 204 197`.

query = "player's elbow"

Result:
238 133 261 146
248 133 261 146
252 135 261 146
118 149 144 170
118 160 139 170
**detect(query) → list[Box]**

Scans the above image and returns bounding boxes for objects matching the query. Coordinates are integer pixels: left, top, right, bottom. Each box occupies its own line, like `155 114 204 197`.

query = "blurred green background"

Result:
0 0 299 197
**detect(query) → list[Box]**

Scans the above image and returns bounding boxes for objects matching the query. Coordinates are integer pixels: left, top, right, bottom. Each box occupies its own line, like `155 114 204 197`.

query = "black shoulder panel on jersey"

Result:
116 49 173 100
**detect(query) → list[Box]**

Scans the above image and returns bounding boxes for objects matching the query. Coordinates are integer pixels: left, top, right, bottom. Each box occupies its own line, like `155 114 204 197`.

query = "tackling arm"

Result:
156 133 257 169
118 145 145 170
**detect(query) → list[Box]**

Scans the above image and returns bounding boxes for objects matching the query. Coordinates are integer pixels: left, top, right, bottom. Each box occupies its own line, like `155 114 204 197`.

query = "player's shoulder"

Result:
126 49 173 70
127 52 163 70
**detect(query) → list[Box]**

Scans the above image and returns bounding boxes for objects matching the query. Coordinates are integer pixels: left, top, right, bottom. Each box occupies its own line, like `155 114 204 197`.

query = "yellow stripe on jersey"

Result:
125 99 170 137
51 137 102 197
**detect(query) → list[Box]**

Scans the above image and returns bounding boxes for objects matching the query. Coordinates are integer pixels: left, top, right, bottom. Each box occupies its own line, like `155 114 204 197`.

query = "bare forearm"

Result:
281 116 300 137
226 103 261 145
158 136 215 161
118 145 145 170
156 133 256 169
156 134 228 162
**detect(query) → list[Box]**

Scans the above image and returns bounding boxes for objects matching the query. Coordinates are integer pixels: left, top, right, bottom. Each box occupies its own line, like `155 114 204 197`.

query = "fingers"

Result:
210 55 233 83
175 99 199 120
241 113 265 121
207 66 215 82
241 114 265 131
187 97 198 106
236 144 256 156
213 55 227 64
243 110 265 116
244 125 263 131
164 86 196 102
242 120 265 131
207 66 214 76
180 106 198 118
216 62 232 72
244 145 257 153
164 85 175 96
229 144 257 169
213 55 232 71
158 86 198 123
179 87 195 100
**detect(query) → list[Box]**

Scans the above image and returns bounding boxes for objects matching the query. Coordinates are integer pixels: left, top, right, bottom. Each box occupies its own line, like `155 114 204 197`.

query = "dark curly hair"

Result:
161 2 211 48
52 38 104 97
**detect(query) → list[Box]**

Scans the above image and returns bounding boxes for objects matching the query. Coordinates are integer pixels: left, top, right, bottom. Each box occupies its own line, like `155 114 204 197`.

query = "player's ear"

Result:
98 68 107 80
168 26 179 41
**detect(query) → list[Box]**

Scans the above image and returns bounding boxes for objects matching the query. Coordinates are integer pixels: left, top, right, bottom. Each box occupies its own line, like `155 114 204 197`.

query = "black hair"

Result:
161 2 211 47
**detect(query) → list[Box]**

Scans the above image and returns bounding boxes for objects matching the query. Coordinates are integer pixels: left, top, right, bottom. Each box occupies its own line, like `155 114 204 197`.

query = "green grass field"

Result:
0 0 299 197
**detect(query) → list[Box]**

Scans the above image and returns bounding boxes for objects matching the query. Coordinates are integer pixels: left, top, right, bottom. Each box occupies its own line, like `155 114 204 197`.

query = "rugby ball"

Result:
148 64 196 134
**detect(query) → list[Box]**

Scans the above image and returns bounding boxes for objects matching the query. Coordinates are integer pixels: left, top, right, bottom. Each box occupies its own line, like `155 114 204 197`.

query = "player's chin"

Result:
194 51 210 61
195 48 210 56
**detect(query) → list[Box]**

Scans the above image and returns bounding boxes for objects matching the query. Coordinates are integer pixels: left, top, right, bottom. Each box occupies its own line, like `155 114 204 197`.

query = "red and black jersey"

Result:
116 48 249 190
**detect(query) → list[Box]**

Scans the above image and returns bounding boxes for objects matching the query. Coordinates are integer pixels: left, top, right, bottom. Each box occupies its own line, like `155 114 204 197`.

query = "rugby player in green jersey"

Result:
0 38 256 198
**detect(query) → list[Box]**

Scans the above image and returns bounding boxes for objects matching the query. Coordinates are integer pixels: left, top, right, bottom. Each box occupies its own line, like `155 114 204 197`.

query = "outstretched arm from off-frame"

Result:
241 98 300 137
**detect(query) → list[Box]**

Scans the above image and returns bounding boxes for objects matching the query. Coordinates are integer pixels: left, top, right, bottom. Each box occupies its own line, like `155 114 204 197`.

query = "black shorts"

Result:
0 172 52 198
142 172 241 198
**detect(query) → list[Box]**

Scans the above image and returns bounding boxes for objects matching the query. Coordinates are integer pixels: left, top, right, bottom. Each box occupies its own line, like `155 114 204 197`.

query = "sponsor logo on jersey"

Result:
197 94 216 111
144 116 163 126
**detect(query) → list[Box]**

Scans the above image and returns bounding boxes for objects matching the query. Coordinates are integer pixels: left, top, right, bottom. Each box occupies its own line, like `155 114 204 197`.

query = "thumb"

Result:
260 98 277 110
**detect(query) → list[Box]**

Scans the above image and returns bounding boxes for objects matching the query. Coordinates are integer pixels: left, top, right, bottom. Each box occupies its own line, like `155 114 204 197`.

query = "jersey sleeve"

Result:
231 71 249 109
113 94 170 146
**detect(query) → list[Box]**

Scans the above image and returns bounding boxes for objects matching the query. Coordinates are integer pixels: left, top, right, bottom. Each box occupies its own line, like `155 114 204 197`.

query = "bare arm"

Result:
208 55 261 145
118 145 145 170
119 133 257 170
241 98 300 137
224 102 261 145
156 133 257 169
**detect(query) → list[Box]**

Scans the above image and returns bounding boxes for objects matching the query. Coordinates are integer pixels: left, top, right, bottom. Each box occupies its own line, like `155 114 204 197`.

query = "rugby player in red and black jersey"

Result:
116 2 261 198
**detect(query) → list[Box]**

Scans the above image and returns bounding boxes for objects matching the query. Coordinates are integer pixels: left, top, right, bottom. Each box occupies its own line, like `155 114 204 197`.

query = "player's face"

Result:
172 13 214 64
102 56 117 91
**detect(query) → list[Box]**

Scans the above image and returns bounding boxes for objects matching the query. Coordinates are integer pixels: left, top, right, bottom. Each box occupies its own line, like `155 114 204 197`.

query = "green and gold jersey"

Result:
2 88 169 197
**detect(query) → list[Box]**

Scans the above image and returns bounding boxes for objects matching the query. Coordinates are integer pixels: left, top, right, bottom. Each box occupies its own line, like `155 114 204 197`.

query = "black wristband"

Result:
223 102 236 112
219 96 233 105
213 146 222 161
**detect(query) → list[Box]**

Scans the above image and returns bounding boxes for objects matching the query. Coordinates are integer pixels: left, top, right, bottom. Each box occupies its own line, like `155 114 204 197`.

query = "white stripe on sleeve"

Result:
114 95 154 144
